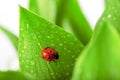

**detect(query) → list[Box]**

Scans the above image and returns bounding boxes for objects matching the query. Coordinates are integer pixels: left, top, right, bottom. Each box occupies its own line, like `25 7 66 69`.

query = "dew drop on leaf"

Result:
27 24 29 29
51 73 54 76
108 14 112 18
47 36 50 39
21 50 24 53
31 60 35 65
59 43 63 46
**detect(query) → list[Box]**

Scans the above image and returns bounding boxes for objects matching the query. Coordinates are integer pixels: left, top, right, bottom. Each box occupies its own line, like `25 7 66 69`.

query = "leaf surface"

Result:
72 22 120 80
95 0 120 34
0 71 34 80
19 6 83 80
0 26 18 50
29 0 92 45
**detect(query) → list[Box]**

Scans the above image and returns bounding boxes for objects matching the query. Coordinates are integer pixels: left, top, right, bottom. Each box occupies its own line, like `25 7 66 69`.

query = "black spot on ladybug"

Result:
48 56 50 59
50 50 52 53
41 47 59 61
54 53 59 59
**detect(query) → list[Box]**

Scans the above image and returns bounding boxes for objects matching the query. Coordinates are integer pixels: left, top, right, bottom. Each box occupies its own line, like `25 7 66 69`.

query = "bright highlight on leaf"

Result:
72 22 120 80
19 6 84 80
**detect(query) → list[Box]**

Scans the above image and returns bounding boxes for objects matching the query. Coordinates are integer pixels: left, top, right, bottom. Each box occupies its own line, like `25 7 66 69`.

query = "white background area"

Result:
0 0 104 71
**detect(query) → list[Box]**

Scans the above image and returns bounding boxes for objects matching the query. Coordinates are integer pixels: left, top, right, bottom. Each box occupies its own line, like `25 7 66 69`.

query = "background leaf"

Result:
29 0 56 22
55 0 92 45
72 22 120 80
19 6 84 80
0 26 18 50
29 0 92 45
95 0 120 34
0 71 34 80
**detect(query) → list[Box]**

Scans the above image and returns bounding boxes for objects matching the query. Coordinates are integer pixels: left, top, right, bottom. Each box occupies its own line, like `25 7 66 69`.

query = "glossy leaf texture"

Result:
71 22 120 80
95 0 120 34
0 71 34 80
29 0 92 45
0 26 18 50
19 6 84 80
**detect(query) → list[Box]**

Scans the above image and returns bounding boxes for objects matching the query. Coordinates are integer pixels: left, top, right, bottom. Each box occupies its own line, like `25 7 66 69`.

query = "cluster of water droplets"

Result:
19 14 85 79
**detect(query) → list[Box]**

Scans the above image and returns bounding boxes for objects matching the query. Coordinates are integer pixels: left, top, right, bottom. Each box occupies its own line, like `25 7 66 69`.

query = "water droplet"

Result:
22 50 24 53
55 73 58 75
112 6 115 10
72 55 75 58
66 72 69 76
31 70 34 73
51 73 54 76
21 28 23 31
23 46 27 49
108 14 112 18
19 54 22 57
51 44 55 46
59 43 63 46
21 60 24 63
26 65 29 68
53 76 56 79
102 17 105 20
38 43 40 46
55 32 58 34
47 36 50 39
64 47 67 50
31 33 34 36
27 24 29 29
31 60 35 65
67 34 70 37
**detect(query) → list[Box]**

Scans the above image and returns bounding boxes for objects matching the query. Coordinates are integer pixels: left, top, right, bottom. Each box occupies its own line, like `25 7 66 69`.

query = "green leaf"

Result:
55 0 92 45
0 26 18 50
96 0 120 33
29 0 56 22
19 6 84 80
29 0 92 45
71 22 120 80
105 0 120 9
0 71 34 80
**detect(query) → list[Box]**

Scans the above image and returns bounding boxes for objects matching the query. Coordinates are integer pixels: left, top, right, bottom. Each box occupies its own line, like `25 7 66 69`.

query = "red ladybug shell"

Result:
41 47 59 61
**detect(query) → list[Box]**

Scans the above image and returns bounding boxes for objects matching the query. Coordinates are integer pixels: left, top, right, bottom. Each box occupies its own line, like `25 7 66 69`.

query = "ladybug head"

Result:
54 53 59 59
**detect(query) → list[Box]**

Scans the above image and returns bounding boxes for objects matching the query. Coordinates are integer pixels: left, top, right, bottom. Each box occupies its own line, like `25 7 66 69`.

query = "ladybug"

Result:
41 47 59 61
